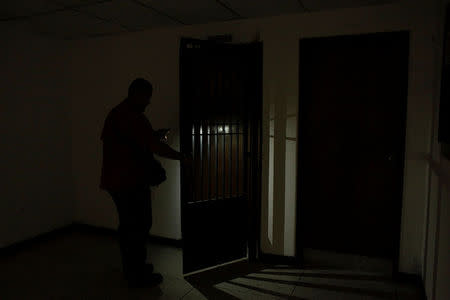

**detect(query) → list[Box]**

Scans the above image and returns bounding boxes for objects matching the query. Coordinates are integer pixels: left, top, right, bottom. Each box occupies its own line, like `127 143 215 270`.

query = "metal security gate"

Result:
180 38 262 274
191 119 246 203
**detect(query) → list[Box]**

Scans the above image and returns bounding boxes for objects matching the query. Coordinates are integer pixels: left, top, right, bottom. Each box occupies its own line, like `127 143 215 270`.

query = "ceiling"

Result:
0 0 394 39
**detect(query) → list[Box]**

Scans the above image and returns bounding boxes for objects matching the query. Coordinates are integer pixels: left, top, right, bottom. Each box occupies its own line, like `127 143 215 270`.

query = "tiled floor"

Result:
0 231 423 299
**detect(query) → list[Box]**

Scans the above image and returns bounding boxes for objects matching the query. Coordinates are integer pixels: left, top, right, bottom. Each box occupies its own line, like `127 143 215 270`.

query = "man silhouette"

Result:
100 78 190 288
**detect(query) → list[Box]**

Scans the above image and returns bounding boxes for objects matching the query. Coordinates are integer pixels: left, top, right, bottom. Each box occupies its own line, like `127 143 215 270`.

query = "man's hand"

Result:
155 128 170 143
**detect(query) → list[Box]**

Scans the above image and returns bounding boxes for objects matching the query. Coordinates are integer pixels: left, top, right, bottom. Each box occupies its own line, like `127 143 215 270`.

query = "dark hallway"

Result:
1 0 449 299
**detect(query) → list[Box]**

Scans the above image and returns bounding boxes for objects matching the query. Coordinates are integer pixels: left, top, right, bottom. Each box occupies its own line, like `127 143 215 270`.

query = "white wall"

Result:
66 31 182 239
422 1 450 299
423 158 450 300
434 180 450 300
66 0 437 274
0 22 73 248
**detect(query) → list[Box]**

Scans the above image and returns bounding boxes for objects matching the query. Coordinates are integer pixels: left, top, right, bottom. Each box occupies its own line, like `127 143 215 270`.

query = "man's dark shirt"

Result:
100 99 158 191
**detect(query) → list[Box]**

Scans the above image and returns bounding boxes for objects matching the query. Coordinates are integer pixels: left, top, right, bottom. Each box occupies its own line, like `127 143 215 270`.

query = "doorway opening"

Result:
296 31 410 275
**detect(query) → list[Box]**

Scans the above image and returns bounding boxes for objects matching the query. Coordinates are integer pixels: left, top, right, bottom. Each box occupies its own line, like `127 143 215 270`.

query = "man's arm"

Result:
152 140 185 160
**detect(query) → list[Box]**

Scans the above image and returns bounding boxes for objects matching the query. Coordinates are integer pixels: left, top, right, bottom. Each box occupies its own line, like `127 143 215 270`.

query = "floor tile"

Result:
215 281 291 299
291 275 396 300
158 274 194 299
230 275 295 296
0 231 424 300
182 288 208 300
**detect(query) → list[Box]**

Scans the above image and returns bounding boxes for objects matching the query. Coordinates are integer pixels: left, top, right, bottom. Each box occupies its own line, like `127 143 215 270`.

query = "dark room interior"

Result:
1 0 449 299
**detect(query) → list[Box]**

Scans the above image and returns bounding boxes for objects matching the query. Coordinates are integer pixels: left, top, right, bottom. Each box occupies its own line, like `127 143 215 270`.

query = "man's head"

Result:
127 78 153 112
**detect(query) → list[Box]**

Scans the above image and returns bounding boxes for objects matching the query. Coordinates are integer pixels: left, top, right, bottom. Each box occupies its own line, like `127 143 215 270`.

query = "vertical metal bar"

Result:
243 111 249 200
195 121 202 202
230 114 233 197
237 119 240 197
203 120 206 200
194 121 198 202
191 123 195 202
216 122 219 201
199 121 203 201
223 118 226 200
207 120 211 201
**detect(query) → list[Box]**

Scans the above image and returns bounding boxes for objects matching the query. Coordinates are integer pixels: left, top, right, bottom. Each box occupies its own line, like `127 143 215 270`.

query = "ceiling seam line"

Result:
68 7 134 32
0 0 114 22
82 31 128 39
0 8 68 22
214 0 242 18
297 0 310 12
59 0 114 10
130 0 187 25
63 0 135 32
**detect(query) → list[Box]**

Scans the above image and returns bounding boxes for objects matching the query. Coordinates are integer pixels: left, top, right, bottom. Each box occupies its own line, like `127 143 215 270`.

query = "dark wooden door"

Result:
297 32 409 262
180 39 262 274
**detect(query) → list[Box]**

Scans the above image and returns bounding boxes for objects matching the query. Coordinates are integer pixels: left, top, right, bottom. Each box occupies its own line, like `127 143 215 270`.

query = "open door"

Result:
180 38 262 274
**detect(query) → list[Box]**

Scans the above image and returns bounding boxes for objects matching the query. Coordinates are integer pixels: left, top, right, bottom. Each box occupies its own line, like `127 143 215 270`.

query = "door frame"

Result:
295 31 410 276
179 38 263 272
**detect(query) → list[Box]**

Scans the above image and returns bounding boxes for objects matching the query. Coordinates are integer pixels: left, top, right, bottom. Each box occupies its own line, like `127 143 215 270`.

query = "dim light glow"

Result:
217 125 230 133
193 124 231 135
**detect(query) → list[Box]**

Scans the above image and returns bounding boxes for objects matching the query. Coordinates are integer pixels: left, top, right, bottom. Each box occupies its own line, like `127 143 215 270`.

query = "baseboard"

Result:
0 223 76 257
72 223 183 248
0 222 182 258
72 222 117 236
148 234 183 248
